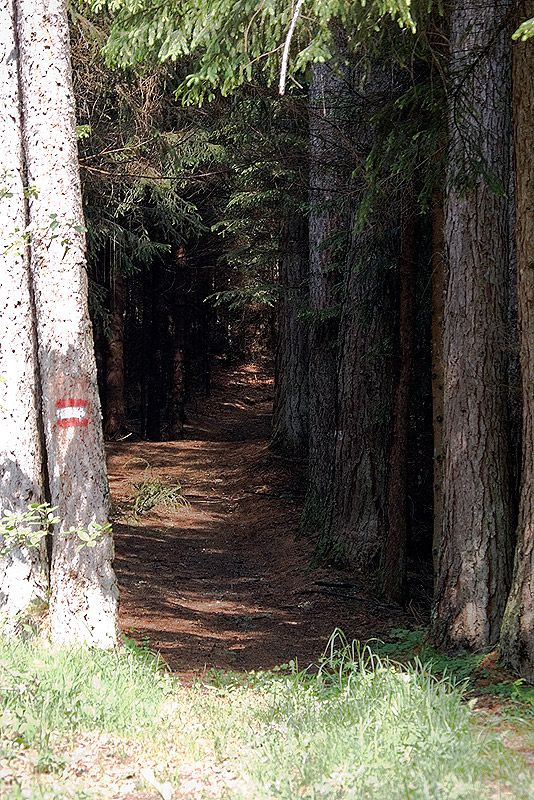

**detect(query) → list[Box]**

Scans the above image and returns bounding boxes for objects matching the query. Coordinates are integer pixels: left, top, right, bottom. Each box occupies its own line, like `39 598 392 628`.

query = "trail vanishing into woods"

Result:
107 364 421 680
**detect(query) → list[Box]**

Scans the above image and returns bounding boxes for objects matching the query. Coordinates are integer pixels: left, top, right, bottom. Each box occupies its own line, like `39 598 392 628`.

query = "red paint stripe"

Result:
57 418 89 428
56 398 88 409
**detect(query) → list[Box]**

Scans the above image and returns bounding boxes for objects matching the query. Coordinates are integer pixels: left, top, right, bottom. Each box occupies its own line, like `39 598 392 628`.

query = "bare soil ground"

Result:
107 363 423 681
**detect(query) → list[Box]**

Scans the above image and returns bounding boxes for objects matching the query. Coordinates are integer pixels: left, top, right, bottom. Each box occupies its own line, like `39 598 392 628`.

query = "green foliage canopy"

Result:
92 0 416 101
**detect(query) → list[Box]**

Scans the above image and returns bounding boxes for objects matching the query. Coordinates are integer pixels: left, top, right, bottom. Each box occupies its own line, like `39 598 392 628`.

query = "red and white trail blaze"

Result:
55 398 89 428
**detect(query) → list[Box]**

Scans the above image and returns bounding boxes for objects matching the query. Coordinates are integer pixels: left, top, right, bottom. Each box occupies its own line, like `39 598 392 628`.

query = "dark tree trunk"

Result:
499 0 534 679
431 189 445 574
168 245 189 440
104 240 126 440
430 0 513 650
318 217 397 568
271 213 309 457
146 260 164 441
302 60 352 531
316 63 400 570
380 195 418 604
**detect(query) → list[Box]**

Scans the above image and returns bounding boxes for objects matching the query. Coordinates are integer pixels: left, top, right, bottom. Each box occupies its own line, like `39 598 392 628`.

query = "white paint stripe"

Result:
56 406 87 421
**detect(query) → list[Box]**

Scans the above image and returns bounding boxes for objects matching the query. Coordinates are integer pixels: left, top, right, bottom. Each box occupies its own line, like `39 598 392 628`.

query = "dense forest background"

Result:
70 1 534 678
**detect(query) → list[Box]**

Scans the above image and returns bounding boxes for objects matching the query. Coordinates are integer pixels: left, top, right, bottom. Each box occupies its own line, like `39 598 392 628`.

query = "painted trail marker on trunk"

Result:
55 399 89 428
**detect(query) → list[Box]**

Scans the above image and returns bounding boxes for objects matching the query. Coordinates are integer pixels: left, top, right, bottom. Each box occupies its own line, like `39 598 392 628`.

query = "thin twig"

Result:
279 0 305 95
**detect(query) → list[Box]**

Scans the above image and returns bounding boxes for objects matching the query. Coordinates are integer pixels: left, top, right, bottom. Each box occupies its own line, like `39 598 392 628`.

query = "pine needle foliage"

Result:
92 0 415 103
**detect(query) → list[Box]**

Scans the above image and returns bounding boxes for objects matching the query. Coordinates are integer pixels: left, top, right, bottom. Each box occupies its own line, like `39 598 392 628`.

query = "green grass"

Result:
0 630 533 799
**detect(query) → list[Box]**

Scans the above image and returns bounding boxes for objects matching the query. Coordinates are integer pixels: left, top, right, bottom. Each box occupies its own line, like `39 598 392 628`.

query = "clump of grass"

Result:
0 636 171 762
131 476 189 516
123 459 189 518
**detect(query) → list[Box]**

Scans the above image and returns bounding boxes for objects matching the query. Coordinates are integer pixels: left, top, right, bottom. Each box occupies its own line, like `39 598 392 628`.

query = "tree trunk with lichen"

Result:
16 0 119 647
0 0 48 629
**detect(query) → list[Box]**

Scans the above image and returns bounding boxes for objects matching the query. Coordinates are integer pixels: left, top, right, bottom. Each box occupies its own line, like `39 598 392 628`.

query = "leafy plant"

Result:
0 501 111 555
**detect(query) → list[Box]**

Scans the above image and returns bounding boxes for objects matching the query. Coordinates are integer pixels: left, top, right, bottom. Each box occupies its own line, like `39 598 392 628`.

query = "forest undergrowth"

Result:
1 631 534 799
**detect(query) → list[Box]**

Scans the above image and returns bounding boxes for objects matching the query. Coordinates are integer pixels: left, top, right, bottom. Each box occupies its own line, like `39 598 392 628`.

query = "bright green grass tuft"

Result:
0 636 172 755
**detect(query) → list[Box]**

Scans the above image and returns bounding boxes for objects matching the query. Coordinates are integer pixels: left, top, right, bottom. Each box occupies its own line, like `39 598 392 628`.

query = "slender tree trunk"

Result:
271 212 309 457
430 0 513 650
431 189 445 574
380 195 418 604
146 260 163 441
104 239 126 440
140 265 152 438
0 0 48 626
499 0 534 679
303 61 351 530
168 245 189 440
16 0 119 646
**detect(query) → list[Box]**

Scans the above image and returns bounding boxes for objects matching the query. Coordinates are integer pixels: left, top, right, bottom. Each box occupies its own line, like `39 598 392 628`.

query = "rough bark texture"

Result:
431 190 445 573
146 258 164 441
168 245 189 441
104 240 126 440
16 0 119 646
431 0 513 650
317 64 399 569
303 61 352 528
0 0 48 626
499 0 534 679
319 220 397 568
271 213 309 457
380 197 418 604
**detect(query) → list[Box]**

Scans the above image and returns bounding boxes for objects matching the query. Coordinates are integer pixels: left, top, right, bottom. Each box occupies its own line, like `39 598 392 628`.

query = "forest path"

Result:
106 364 418 680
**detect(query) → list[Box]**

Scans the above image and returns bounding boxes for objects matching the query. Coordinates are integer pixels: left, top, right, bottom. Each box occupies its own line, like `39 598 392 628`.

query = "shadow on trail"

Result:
107 366 420 680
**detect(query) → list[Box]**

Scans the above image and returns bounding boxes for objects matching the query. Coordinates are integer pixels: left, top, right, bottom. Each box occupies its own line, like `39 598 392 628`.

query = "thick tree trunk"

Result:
271 213 309 457
316 64 399 569
16 0 119 646
431 189 445 573
430 0 513 650
303 61 352 530
380 196 418 604
319 217 397 567
499 0 534 679
104 240 126 440
0 0 48 626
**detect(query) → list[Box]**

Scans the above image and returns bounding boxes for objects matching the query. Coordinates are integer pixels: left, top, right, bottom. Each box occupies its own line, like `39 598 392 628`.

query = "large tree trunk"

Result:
316 64 399 570
431 189 445 574
0 0 48 627
319 216 397 567
380 195 418 604
302 61 352 530
104 239 126 440
430 0 513 650
499 0 534 679
16 0 119 647
271 213 309 457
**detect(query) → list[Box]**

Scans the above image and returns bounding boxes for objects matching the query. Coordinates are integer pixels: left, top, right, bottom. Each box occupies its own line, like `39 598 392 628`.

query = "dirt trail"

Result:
107 364 420 680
